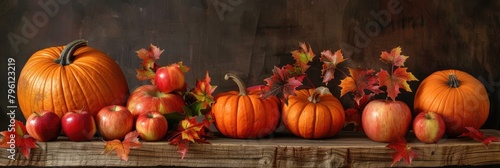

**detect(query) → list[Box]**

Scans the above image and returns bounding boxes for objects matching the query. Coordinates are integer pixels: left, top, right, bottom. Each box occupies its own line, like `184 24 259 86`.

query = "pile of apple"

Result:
25 64 187 142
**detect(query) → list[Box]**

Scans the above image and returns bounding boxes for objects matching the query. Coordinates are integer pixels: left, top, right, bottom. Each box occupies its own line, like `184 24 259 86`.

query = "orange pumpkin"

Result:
211 73 280 139
18 39 129 119
414 69 489 136
282 87 345 139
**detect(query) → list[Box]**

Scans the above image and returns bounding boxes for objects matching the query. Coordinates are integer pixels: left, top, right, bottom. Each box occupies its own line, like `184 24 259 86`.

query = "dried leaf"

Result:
190 71 217 109
262 66 303 104
291 42 315 73
344 94 372 131
459 127 500 148
0 120 38 159
135 44 164 84
380 46 408 67
102 131 142 161
168 117 211 159
386 138 417 167
339 68 382 105
377 68 418 101
320 49 345 85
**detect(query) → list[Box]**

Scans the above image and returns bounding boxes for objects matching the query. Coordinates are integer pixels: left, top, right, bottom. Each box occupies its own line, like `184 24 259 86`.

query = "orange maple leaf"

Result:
168 117 211 159
320 49 345 85
135 44 164 84
190 71 217 109
386 138 417 167
0 120 38 159
378 68 418 101
291 42 315 73
339 68 382 105
380 46 408 67
102 131 142 161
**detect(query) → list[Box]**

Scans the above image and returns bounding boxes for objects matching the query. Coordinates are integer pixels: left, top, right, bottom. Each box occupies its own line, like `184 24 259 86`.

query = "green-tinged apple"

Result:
362 100 412 142
127 85 185 118
155 64 185 93
413 111 445 143
96 105 134 140
26 110 61 142
61 109 96 141
135 111 168 141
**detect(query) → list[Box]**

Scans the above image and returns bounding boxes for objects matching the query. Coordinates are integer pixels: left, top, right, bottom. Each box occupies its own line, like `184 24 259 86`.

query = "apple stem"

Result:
54 39 88 66
308 86 331 104
224 73 248 96
447 73 461 88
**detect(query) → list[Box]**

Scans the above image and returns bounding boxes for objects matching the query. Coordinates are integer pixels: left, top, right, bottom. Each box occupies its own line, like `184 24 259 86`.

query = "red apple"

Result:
96 105 134 140
61 109 97 141
362 100 412 142
155 64 185 93
413 111 446 143
127 85 185 118
135 111 168 141
26 110 61 142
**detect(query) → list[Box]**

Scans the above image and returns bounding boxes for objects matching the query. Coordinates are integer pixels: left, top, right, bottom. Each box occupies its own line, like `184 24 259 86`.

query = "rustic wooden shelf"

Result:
1 130 499 167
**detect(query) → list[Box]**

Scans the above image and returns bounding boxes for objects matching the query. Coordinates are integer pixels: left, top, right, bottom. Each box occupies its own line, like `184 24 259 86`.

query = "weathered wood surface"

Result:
1 130 499 167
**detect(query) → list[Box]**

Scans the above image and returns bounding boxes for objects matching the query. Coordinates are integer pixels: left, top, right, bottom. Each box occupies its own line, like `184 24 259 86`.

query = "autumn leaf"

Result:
291 42 315 73
262 66 303 104
386 138 417 167
102 131 142 161
320 49 345 85
168 117 211 159
459 127 499 149
380 46 408 67
135 44 164 83
339 68 382 105
344 93 372 131
190 71 217 109
0 120 38 159
377 68 418 101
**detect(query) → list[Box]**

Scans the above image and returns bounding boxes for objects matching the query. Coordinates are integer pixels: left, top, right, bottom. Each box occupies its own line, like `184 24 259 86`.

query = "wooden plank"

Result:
0 130 499 167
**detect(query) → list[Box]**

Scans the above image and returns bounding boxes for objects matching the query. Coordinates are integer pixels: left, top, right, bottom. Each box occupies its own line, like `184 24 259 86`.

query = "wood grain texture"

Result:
1 130 499 167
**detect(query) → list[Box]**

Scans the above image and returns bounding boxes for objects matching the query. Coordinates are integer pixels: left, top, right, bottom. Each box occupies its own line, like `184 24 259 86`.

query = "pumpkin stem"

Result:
55 39 88 66
308 86 331 103
447 73 461 88
224 73 248 96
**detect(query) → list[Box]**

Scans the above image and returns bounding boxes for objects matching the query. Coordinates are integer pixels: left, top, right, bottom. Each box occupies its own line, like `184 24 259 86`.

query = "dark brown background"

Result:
1 0 499 131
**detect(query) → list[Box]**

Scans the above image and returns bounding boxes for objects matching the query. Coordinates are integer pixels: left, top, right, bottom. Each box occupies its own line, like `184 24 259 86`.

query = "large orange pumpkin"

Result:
282 87 345 139
211 73 280 139
414 69 489 136
18 39 129 119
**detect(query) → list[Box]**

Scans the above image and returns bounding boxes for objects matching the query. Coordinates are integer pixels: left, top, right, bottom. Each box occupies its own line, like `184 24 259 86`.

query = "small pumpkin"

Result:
282 87 345 139
414 69 489 136
18 39 129 119
211 73 280 139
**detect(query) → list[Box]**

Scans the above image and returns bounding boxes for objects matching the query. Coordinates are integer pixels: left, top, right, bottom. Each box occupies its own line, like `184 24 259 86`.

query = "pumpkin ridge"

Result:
249 95 262 138
76 57 127 103
65 67 90 113
286 100 305 136
53 67 66 116
20 62 52 116
68 65 105 114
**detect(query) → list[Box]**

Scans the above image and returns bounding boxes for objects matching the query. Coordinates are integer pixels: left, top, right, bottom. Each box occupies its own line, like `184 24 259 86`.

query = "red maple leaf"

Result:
339 68 382 105
377 67 418 101
135 44 164 84
380 46 408 67
386 138 417 167
168 117 211 159
190 71 217 109
320 49 345 85
459 127 500 149
0 120 38 159
262 66 303 104
344 93 372 131
102 131 142 161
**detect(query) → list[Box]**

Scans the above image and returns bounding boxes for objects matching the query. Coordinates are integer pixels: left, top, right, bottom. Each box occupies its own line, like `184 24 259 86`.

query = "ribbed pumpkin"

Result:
414 69 489 136
211 73 280 139
18 39 129 119
282 87 345 139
